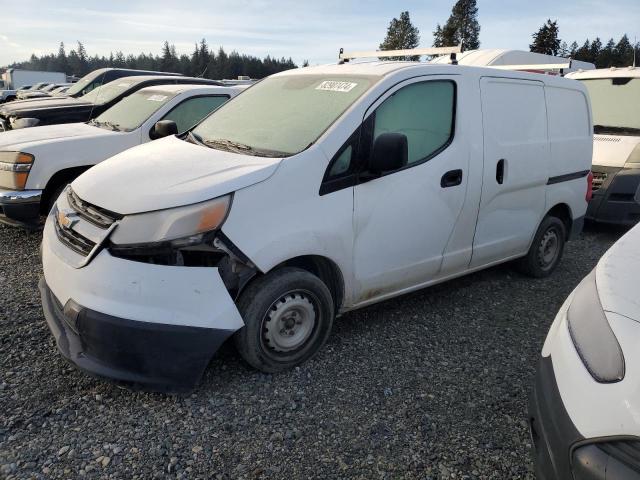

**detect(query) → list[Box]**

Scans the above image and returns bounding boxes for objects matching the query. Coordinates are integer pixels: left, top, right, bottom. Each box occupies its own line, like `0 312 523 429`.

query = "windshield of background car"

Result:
92 89 176 131
65 70 103 96
79 79 139 105
581 78 640 133
192 74 378 157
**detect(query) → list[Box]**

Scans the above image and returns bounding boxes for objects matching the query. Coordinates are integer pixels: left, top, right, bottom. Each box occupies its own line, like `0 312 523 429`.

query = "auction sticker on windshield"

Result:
316 81 358 93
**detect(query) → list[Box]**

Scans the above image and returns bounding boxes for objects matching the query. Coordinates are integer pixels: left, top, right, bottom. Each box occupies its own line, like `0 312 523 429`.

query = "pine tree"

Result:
529 19 561 56
433 0 480 51
614 34 634 67
56 42 69 73
379 11 420 60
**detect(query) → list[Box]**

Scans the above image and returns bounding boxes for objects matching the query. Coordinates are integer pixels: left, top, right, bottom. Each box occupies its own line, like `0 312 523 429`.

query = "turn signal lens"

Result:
0 151 34 190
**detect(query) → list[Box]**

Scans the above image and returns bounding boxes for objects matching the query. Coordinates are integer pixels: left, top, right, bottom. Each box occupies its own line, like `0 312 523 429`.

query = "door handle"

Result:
441 169 463 188
496 159 505 184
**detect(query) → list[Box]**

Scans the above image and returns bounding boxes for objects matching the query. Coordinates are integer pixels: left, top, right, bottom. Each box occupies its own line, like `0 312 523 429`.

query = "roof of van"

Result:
274 61 587 86
566 66 640 80
430 49 595 70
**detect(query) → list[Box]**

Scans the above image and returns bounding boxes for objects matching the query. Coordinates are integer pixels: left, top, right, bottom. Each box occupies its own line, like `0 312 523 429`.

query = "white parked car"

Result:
40 61 593 391
0 84 244 228
530 223 640 479
567 67 640 226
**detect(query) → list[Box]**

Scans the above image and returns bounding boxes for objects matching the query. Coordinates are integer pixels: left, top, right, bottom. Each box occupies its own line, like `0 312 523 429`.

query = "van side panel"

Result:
471 78 549 267
543 85 592 224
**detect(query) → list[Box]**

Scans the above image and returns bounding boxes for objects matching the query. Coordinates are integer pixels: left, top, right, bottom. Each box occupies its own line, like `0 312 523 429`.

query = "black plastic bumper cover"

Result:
0 200 41 228
39 278 236 392
587 167 640 226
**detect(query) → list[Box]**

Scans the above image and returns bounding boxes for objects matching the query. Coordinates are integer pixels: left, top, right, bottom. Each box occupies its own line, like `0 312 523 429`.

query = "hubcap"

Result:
537 229 559 268
263 292 316 352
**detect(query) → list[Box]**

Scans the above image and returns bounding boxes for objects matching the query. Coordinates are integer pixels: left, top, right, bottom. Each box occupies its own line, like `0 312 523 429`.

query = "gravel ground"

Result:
0 222 626 479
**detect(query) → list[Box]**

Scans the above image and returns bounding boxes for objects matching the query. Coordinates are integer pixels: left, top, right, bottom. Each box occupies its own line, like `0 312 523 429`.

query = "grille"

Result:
597 440 640 473
594 136 622 143
54 213 96 256
592 171 608 192
67 189 121 229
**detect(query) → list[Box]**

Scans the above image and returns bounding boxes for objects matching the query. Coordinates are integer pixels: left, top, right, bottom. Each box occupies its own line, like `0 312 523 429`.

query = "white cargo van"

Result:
39 55 593 390
567 67 640 225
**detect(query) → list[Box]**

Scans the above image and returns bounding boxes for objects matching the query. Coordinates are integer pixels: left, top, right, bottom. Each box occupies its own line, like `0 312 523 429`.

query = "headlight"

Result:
10 117 40 129
625 143 640 165
109 195 231 246
567 269 625 383
0 151 34 190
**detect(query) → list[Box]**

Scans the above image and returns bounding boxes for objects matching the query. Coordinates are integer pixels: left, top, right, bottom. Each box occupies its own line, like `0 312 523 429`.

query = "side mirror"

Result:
369 133 408 174
150 120 178 140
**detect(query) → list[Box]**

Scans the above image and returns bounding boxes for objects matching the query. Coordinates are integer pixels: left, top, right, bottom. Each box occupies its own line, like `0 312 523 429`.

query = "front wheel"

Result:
234 267 334 373
516 216 566 278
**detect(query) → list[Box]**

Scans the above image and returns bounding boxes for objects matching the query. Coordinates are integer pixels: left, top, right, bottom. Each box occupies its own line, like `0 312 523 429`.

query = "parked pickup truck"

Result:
0 84 244 228
0 75 220 131
17 83 73 100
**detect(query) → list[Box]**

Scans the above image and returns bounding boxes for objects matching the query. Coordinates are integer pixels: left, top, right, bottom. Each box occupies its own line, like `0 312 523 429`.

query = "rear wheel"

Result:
516 216 566 278
234 267 334 373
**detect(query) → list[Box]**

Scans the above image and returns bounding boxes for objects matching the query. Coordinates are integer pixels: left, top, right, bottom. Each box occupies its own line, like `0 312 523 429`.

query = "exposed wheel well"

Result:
266 256 345 311
40 166 92 214
546 203 573 239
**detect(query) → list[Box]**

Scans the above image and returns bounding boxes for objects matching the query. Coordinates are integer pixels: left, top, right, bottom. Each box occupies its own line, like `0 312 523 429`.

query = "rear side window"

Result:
545 86 590 138
161 96 229 133
373 81 455 165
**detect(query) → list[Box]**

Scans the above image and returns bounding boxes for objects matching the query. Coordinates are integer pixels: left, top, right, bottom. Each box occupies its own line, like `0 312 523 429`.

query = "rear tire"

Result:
234 267 334 373
516 216 566 278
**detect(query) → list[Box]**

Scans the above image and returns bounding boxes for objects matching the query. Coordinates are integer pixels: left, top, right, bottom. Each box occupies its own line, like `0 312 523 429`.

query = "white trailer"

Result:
1 69 67 102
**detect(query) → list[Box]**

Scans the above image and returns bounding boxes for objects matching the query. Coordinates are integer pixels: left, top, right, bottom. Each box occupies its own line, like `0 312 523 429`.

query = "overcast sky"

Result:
1 0 639 67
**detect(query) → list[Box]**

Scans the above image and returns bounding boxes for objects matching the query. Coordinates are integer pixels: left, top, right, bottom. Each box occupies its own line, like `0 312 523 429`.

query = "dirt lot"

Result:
0 223 625 479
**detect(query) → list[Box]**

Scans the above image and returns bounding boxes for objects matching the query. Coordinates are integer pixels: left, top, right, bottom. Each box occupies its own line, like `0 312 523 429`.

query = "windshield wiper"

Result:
201 138 287 158
185 130 205 146
594 124 640 135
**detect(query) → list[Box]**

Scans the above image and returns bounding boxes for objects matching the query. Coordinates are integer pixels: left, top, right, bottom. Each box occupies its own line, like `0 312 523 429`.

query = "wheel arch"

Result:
545 203 573 239
40 165 93 213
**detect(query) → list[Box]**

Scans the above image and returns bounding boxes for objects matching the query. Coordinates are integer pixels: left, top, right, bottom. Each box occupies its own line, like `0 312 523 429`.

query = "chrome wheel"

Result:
263 292 316 353
537 228 560 269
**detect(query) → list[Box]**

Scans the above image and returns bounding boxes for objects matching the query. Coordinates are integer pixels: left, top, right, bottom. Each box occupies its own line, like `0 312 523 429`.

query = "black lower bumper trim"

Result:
529 355 583 479
0 201 41 229
587 168 640 226
39 278 236 392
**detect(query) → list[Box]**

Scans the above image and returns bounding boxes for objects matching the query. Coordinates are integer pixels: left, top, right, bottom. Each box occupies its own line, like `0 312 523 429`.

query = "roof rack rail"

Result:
338 46 461 64
489 61 572 73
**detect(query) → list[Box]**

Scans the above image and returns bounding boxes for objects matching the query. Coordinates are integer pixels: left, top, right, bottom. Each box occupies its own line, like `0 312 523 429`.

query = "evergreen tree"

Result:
614 34 634 66
56 42 69 73
530 19 561 55
379 11 420 60
433 0 480 51
558 41 569 57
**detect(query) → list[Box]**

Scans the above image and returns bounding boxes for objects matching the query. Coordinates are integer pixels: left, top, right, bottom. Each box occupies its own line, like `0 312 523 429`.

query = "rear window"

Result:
545 86 591 138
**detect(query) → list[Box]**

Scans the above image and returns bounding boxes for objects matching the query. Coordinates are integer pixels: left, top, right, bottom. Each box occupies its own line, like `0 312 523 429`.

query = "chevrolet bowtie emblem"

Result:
57 209 79 229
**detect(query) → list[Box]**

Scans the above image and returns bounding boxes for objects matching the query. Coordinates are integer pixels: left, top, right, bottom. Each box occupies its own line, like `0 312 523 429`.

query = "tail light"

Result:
586 171 594 202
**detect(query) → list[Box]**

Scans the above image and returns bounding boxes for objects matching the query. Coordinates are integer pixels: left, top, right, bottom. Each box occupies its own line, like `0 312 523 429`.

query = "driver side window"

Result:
372 80 455 167
161 96 229 134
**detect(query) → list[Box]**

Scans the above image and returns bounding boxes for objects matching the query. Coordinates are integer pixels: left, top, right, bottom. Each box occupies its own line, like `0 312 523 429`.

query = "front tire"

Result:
516 216 566 278
234 267 334 373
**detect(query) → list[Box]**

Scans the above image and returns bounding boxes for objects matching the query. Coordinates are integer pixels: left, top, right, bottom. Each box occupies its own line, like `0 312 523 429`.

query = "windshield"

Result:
192 74 377 157
79 79 137 105
581 78 640 135
66 70 103 96
92 89 175 131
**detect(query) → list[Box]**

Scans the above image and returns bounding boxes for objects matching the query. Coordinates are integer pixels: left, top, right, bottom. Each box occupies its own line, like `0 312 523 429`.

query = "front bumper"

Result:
41 214 245 391
530 356 640 479
0 188 43 228
587 167 640 226
40 278 234 392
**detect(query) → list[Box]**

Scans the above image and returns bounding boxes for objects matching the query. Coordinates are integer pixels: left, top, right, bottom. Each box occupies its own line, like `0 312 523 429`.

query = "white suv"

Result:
40 61 593 391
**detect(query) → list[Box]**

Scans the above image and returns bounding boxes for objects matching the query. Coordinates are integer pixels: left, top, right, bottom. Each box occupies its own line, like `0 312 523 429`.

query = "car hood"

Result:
0 123 111 151
72 135 283 215
592 135 640 168
596 223 640 323
0 96 89 116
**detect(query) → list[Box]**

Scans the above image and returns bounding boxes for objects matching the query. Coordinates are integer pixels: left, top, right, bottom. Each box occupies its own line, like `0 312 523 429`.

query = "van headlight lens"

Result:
0 151 34 190
567 269 625 383
109 195 231 246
